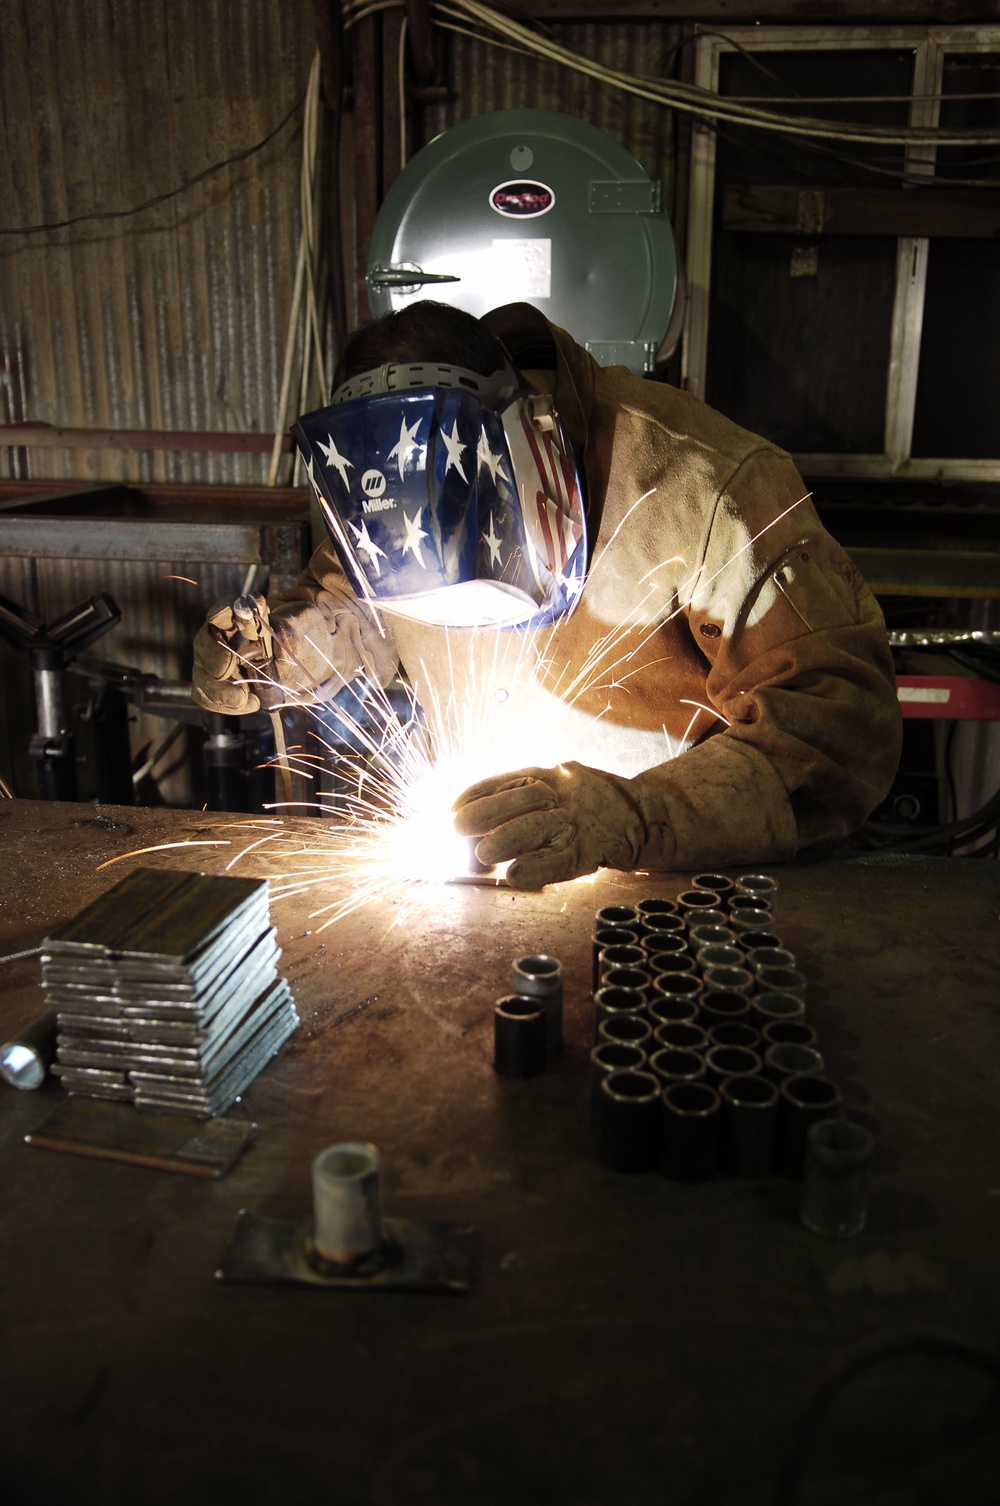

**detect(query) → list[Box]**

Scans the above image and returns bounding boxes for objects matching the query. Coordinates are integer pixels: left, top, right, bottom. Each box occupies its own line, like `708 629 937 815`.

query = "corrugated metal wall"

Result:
419 21 680 209
0 0 317 487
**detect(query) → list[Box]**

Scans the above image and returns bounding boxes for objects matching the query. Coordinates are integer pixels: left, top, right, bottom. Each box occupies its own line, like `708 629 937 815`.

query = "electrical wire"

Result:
773 1331 1000 1506
425 1 1000 150
0 92 306 237
268 50 327 489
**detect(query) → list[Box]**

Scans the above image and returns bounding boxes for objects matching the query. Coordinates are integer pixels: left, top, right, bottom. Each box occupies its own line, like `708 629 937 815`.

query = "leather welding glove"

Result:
192 599 265 714
192 589 399 715
453 761 655 891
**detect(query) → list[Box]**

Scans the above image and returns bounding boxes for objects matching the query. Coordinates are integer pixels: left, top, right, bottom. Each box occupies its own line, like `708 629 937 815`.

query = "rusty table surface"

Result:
1 798 999 1506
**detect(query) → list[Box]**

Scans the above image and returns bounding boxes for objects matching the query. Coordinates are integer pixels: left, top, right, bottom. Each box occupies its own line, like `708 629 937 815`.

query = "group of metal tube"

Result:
493 954 565 1078
588 875 872 1231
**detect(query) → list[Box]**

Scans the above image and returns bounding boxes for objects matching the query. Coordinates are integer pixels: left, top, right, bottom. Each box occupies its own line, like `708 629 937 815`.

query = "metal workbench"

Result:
1 799 998 1506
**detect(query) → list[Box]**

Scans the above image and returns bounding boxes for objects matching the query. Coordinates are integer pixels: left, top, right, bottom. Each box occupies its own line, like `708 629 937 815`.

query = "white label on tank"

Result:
491 239 551 300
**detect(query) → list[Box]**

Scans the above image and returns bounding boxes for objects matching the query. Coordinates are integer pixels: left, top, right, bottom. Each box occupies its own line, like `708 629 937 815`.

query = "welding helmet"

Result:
291 360 587 630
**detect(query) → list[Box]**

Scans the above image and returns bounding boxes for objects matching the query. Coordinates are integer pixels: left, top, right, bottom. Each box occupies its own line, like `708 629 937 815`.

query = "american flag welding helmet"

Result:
291 360 587 630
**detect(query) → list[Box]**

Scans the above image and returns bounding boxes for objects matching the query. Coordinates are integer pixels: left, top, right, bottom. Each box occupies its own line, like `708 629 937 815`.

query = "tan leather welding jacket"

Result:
284 303 902 873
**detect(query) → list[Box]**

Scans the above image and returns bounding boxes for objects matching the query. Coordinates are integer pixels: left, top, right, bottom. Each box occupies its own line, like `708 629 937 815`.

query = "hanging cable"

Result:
345 0 1000 152
268 50 328 488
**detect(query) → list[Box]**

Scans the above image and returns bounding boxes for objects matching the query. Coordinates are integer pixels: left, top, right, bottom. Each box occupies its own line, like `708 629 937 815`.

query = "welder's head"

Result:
293 302 586 630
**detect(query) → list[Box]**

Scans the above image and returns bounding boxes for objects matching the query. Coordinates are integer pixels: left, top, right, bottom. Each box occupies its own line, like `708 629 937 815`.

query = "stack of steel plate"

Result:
44 868 298 1116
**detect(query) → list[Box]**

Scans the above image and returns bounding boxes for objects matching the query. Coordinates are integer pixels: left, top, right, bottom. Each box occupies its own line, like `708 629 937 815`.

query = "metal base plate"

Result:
216 1210 476 1294
24 1096 256 1177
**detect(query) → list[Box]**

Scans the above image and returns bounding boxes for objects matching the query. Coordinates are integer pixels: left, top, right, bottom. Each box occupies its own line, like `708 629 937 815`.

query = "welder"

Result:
193 301 902 890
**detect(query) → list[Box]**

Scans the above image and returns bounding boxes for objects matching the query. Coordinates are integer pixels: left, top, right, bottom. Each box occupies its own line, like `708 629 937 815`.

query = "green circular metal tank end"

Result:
367 109 677 376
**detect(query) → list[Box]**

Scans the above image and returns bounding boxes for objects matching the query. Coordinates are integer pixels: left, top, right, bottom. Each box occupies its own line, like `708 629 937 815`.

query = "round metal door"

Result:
367 109 677 375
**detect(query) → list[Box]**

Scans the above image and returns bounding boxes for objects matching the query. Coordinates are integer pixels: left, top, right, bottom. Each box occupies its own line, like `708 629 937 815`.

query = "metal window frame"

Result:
681 24 1000 483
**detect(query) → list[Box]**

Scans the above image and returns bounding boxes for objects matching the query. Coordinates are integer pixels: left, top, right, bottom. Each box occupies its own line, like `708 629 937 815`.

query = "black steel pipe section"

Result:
719 1074 779 1176
493 996 546 1079
597 1069 662 1174
648 1046 706 1087
590 1042 647 1125
778 1074 843 1179
660 1080 721 1181
707 1021 761 1052
652 1020 710 1054
511 954 563 1055
591 925 639 992
597 1014 653 1051
704 1044 762 1091
593 984 648 1037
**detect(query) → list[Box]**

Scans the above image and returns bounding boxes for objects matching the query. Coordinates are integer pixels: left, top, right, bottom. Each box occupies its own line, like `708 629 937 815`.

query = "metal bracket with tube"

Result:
216 1141 476 1293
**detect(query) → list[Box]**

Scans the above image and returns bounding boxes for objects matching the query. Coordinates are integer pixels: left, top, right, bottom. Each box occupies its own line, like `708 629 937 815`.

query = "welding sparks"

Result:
180 492 810 929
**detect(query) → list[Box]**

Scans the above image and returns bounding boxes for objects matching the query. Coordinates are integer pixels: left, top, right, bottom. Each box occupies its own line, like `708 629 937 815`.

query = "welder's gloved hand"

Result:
453 761 655 891
192 597 266 715
192 589 398 715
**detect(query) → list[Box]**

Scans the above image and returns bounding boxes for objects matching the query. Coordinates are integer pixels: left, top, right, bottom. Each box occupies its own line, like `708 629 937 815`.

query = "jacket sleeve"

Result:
268 538 400 694
622 448 903 871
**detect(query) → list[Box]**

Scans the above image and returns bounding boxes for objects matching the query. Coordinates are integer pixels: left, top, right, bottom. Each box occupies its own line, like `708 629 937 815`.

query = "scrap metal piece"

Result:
1 1011 59 1089
24 1096 255 1177
216 1210 476 1294
0 927 49 964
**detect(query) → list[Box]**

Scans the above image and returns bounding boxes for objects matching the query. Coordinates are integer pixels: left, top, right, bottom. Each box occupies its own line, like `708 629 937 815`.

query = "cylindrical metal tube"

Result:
707 1020 761 1052
698 989 752 1029
735 873 779 913
597 1069 662 1173
641 930 689 960
637 911 686 938
728 909 777 938
659 1080 722 1181
738 928 783 953
651 971 702 1003
601 965 652 1001
511 954 564 1053
648 1046 706 1087
647 951 697 978
747 946 797 975
590 1042 647 1125
696 943 744 973
719 1074 779 1176
493 996 546 1079
648 995 701 1030
702 964 755 998
799 1118 875 1237
34 664 68 739
653 1020 711 1055
597 943 648 978
688 923 738 951
761 1019 817 1050
727 893 774 923
684 908 730 929
636 897 679 927
597 1013 654 1051
753 991 807 1028
693 872 736 899
677 888 723 918
591 925 639 992
594 984 648 1037
704 1043 762 1090
756 966 807 1002
777 1074 843 1179
312 1142 382 1266
595 904 640 930
0 1011 59 1090
763 1042 825 1084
